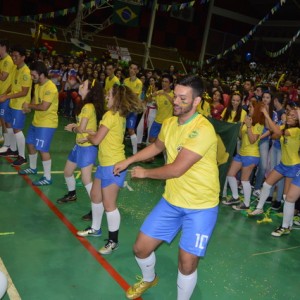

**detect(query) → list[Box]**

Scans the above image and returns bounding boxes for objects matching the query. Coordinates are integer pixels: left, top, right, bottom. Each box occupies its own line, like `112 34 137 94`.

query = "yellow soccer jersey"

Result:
124 77 143 97
9 64 32 110
221 108 247 123
32 80 58 128
239 123 264 157
76 103 97 147
159 114 220 209
196 100 211 117
0 54 15 95
280 127 300 166
154 90 174 124
105 75 120 94
98 110 126 166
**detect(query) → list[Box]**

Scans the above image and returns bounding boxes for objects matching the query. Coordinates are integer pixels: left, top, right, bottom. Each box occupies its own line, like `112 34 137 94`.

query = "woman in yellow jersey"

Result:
223 100 265 210
77 84 142 255
221 91 247 123
249 108 300 221
56 79 105 213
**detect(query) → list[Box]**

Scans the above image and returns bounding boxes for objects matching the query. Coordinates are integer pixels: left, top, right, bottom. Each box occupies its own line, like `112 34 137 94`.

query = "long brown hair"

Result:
110 84 143 117
250 100 265 125
223 92 243 122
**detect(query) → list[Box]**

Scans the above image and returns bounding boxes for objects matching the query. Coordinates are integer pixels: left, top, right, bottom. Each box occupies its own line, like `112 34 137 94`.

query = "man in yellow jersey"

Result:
124 62 143 154
114 75 220 300
148 74 174 144
0 39 16 151
19 61 58 186
104 62 120 95
0 45 32 166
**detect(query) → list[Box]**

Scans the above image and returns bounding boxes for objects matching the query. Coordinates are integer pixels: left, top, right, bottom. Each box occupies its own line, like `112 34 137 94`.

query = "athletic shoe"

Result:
265 196 273 203
0 136 4 143
81 210 92 221
0 145 9 153
11 156 27 166
293 218 300 227
222 197 240 206
232 203 249 211
271 201 281 211
252 189 260 198
18 167 37 175
77 227 102 237
271 226 291 237
126 275 159 299
56 193 77 204
0 148 18 157
248 208 264 216
99 240 119 255
32 176 52 186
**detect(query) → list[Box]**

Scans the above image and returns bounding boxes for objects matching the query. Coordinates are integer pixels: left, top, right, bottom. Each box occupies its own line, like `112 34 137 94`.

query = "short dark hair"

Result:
161 73 173 84
0 39 9 48
177 75 204 98
11 44 26 57
30 61 48 77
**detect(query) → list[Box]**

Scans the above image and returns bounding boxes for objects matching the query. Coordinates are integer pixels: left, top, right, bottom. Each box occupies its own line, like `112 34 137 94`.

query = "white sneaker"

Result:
0 146 9 153
253 189 261 198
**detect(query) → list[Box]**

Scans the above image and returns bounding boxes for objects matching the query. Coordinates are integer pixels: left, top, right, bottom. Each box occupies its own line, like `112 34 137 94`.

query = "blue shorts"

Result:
68 144 98 168
0 99 10 118
95 165 127 188
291 168 300 187
26 125 56 152
149 121 162 139
233 153 260 167
126 112 138 129
274 162 300 178
141 198 218 257
5 107 26 130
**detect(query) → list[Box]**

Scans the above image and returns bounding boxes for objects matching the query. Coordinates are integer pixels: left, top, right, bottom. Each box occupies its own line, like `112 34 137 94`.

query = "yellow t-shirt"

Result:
105 75 120 94
221 108 247 123
159 114 220 209
196 100 211 117
124 77 143 97
239 123 264 157
98 110 126 166
0 54 15 94
32 80 58 128
76 103 97 147
280 127 300 166
154 90 174 124
9 64 32 110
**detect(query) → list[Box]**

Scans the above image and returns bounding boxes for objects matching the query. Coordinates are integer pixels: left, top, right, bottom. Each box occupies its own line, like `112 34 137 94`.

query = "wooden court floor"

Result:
0 115 299 300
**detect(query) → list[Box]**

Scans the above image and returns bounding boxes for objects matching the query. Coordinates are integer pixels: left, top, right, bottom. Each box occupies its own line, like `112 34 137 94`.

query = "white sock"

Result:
7 128 15 150
241 181 251 206
130 134 137 154
227 176 239 199
42 159 51 180
15 131 25 158
257 182 272 209
135 252 156 282
29 153 38 169
3 132 9 147
84 182 93 197
65 175 76 192
0 126 2 136
282 201 294 228
106 209 121 232
91 202 104 231
177 269 198 300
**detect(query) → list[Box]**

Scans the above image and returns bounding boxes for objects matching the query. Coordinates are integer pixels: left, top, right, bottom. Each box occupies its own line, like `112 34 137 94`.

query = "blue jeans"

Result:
269 144 284 201
254 139 269 190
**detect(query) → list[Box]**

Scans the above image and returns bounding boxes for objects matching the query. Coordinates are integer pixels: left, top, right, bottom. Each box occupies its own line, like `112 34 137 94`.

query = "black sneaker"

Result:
271 201 281 210
11 156 27 166
0 148 19 158
222 197 240 206
266 196 273 203
81 210 92 221
56 193 77 204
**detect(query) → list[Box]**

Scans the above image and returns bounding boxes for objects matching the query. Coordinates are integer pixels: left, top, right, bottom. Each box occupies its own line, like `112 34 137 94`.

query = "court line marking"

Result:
252 245 300 256
0 258 21 300
0 171 80 175
4 158 142 299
